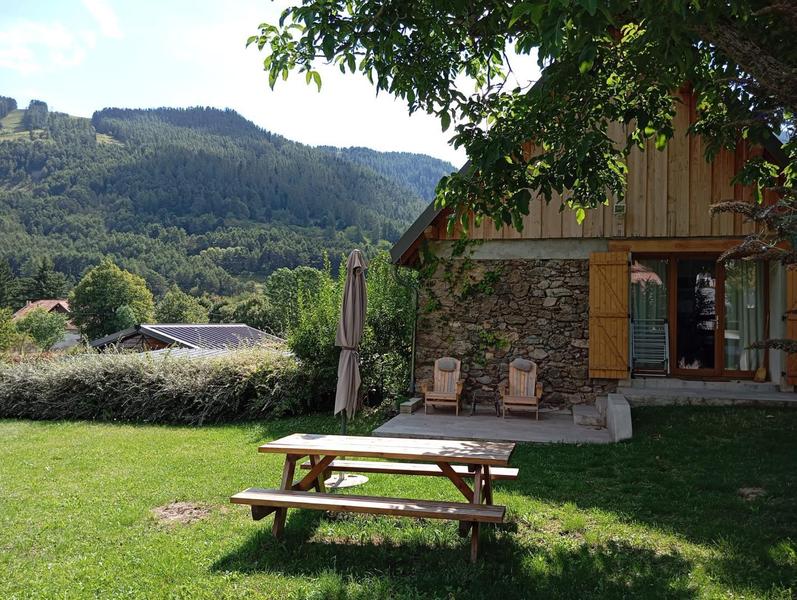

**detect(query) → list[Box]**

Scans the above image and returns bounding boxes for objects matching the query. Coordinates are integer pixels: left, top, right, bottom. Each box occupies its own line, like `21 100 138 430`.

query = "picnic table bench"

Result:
231 433 517 562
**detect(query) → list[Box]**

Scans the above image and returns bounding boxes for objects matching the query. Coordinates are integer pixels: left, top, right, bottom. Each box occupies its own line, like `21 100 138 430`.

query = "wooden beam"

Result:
437 462 474 502
470 465 483 563
272 455 298 539
294 454 336 492
608 238 745 253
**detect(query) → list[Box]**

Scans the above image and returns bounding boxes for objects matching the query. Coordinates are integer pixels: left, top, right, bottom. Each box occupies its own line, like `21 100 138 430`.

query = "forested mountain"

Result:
0 98 451 297
320 146 456 200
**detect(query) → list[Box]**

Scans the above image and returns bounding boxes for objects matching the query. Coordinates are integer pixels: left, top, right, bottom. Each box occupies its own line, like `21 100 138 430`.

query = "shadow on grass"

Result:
213 510 697 600
496 407 797 594
223 406 796 597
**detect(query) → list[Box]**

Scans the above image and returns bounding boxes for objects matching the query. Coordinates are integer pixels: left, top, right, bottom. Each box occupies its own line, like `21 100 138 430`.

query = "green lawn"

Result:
1 408 795 599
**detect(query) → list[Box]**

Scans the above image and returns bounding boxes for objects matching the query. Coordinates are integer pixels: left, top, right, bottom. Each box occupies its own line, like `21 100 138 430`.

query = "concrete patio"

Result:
373 406 614 444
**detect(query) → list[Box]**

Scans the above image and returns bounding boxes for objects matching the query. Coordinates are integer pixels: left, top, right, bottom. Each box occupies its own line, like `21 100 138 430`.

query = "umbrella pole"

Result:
341 412 347 435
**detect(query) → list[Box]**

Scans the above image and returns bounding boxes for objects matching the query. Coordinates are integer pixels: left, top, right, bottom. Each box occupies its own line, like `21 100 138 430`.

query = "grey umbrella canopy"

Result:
334 249 367 420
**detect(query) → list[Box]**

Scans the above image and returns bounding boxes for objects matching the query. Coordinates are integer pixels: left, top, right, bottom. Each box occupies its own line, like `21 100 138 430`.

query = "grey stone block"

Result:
400 397 424 414
606 393 633 442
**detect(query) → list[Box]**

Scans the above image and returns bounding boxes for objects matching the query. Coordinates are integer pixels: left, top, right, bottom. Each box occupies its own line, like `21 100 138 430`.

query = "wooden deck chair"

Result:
499 358 543 419
421 357 464 415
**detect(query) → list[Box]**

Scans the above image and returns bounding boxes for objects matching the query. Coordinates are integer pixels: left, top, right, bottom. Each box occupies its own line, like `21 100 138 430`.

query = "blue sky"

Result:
0 0 494 164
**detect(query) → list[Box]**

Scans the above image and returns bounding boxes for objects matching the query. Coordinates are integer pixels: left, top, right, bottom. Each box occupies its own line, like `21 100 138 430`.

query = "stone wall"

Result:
415 258 617 407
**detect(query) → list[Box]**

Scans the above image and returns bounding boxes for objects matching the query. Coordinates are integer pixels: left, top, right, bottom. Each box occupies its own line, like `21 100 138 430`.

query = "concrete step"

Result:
622 387 797 408
399 397 424 414
572 405 605 427
619 377 781 394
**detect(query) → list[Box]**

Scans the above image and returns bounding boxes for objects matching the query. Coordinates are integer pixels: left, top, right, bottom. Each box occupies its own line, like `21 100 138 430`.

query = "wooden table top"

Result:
259 433 515 466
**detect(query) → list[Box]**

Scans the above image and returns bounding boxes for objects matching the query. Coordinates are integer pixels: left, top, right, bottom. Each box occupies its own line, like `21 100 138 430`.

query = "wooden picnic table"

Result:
231 433 517 562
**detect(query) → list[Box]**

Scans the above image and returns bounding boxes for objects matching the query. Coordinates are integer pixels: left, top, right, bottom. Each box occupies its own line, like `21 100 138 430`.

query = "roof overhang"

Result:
89 324 184 348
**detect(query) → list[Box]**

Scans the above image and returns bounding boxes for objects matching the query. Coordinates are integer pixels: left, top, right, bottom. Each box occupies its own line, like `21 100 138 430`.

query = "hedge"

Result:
0 349 311 424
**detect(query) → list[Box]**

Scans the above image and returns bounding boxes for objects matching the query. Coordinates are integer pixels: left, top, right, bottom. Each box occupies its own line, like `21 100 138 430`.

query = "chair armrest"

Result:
535 382 543 399
419 380 432 394
456 379 465 394
498 383 507 398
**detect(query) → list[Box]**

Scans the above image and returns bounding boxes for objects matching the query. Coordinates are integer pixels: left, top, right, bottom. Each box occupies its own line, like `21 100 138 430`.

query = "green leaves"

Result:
578 45 596 74
248 0 795 238
304 70 322 91
509 2 546 28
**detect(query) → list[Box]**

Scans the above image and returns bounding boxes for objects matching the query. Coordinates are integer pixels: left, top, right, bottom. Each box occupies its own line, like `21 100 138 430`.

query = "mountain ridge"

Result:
0 98 453 296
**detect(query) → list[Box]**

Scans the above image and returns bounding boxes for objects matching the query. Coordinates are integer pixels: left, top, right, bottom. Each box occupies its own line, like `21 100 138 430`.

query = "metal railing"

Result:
631 318 669 374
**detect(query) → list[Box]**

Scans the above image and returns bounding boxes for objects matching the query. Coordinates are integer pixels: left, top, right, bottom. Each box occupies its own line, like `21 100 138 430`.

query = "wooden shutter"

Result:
589 252 630 379
786 268 797 385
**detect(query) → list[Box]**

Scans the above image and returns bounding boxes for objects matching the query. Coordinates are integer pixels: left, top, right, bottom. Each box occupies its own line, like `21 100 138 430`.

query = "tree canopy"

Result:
155 286 210 324
252 0 795 231
14 307 68 351
69 260 155 340
0 101 452 297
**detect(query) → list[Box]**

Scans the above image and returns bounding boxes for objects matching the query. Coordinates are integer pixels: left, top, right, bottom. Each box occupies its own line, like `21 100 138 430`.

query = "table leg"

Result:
308 455 327 493
470 464 483 563
436 462 473 502
272 454 298 539
483 465 493 505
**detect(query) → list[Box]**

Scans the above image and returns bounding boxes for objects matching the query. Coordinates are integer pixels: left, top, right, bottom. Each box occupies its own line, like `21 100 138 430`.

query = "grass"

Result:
0 109 37 141
0 109 26 133
0 407 795 599
96 132 123 145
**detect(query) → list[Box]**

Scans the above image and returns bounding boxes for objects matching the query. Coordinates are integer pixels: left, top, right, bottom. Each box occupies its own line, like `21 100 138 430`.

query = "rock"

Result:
546 288 572 298
413 256 618 409
543 297 558 307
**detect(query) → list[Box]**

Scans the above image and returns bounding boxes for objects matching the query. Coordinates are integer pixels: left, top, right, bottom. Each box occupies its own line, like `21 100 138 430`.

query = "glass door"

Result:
631 259 669 373
674 259 719 375
630 253 768 378
723 260 766 374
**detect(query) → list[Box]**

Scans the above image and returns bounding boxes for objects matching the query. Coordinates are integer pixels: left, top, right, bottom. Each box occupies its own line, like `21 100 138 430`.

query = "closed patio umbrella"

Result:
334 249 367 427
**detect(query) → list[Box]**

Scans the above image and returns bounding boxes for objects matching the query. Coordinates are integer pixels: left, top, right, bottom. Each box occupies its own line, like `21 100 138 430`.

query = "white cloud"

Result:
0 0 118 76
81 0 123 39
0 21 88 74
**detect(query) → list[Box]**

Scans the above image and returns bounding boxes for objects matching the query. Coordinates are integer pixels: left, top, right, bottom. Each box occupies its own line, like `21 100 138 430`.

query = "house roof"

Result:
12 299 70 320
146 346 293 360
90 323 285 350
389 162 468 266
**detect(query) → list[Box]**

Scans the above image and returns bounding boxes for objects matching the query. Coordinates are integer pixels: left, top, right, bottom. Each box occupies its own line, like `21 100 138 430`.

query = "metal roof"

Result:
90 323 285 349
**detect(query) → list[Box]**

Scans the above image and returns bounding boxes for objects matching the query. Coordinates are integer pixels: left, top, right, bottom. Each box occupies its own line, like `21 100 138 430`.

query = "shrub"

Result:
288 257 341 410
14 308 68 351
0 348 309 424
0 308 19 352
288 251 415 410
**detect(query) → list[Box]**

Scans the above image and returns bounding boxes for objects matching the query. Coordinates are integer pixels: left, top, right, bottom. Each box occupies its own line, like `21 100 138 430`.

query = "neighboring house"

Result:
12 299 81 350
12 299 72 321
90 323 284 352
391 89 790 407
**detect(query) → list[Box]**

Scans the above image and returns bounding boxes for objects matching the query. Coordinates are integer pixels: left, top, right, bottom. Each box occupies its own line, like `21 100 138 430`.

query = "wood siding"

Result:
435 91 759 243
588 252 630 379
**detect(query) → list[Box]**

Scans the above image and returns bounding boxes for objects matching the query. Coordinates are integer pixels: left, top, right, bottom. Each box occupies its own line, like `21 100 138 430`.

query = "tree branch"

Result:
697 21 797 111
